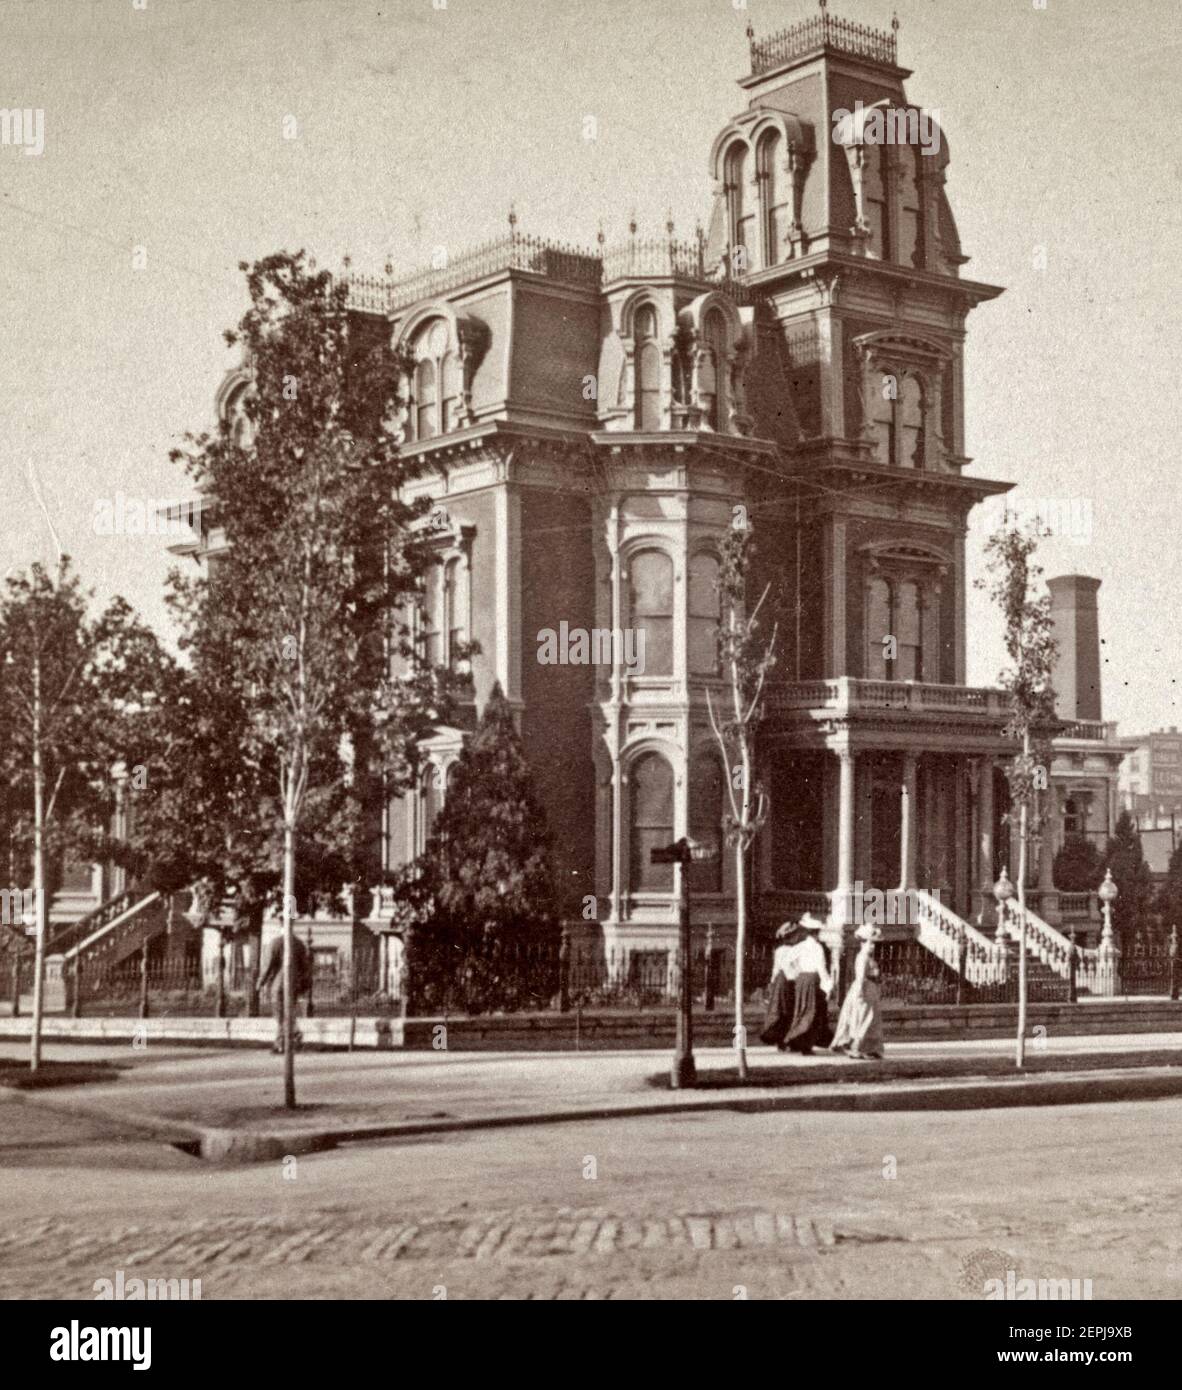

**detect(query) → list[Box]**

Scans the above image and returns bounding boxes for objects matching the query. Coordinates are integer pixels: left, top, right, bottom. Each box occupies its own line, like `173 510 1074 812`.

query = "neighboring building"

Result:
1119 729 1182 826
1044 575 1136 942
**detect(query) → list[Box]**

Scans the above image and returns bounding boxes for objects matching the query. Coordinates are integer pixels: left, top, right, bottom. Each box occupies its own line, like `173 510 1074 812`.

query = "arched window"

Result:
422 763 442 846
900 146 925 269
414 359 437 441
419 563 442 666
689 754 724 894
442 556 465 669
701 310 728 431
227 385 253 448
863 144 891 260
900 375 925 469
409 320 455 442
441 352 461 434
688 552 721 675
629 752 674 893
634 305 661 430
725 144 749 259
757 130 784 269
627 550 674 676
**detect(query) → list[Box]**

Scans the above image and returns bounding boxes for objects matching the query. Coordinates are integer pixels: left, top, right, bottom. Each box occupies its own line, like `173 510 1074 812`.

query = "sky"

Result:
1 0 1179 735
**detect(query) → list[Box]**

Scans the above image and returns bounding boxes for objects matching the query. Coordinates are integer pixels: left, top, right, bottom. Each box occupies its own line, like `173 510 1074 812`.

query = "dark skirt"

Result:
784 972 830 1052
759 972 796 1046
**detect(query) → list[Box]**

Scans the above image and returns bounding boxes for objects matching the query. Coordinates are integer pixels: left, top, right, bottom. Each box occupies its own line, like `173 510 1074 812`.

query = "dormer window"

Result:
408 319 461 443
900 146 926 269
633 304 661 430
725 143 749 263
700 309 728 431
757 129 784 270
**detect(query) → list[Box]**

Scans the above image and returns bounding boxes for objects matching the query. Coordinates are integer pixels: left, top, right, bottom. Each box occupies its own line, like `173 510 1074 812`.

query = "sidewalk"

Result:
5 1031 1182 1161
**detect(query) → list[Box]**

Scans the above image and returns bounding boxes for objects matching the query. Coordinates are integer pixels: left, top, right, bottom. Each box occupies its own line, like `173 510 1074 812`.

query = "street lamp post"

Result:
651 836 715 1090
993 866 1028 1066
1098 868 1119 996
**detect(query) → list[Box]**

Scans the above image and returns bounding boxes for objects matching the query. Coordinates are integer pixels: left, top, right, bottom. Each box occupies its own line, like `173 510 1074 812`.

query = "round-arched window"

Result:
629 752 674 893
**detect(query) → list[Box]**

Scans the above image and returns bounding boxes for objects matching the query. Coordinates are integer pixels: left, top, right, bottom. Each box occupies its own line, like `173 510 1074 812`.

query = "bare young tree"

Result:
706 526 778 1081
977 523 1057 1069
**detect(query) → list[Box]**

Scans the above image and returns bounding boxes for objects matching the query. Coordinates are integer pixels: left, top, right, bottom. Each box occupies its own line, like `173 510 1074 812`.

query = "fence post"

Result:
704 923 716 1013
401 923 417 1019
1170 925 1179 1002
71 954 83 1019
304 928 315 1020
558 924 571 1014
1067 929 1078 1005
10 949 20 1017
956 926 966 1006
215 934 226 1020
139 942 150 1019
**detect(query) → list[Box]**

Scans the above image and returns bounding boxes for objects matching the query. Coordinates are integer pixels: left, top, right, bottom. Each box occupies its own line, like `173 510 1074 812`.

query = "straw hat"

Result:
799 913 826 933
855 923 883 943
774 920 799 941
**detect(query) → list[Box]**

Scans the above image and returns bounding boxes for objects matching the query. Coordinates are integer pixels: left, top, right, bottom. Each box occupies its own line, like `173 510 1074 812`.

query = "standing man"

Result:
258 931 313 1054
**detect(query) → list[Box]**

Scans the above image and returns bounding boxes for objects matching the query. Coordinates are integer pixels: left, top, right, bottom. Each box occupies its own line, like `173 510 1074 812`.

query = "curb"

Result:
19 1063 1182 1164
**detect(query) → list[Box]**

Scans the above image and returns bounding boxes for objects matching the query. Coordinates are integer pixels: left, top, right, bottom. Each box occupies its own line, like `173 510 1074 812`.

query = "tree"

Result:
1053 833 1103 894
170 251 448 1107
0 558 164 1070
1155 842 1182 942
1105 811 1155 951
977 524 1057 1069
410 682 557 1010
706 527 778 1082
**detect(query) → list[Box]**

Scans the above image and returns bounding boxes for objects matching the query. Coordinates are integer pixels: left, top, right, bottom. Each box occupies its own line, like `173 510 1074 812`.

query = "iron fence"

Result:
39 931 1180 1021
1118 944 1178 998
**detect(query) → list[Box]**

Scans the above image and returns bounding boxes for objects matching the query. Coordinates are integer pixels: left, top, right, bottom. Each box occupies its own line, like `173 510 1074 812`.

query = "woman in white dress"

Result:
829 923 884 1060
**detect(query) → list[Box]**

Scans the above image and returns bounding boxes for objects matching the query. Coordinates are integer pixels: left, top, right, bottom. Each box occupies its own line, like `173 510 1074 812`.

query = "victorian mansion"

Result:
180 8 1116 990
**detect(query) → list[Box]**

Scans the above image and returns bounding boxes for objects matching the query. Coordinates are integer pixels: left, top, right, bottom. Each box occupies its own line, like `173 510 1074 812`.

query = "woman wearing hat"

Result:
829 923 884 1060
760 916 833 1054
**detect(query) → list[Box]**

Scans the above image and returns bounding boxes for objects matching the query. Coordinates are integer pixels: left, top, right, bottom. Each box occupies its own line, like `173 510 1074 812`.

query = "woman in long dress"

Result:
761 917 832 1054
759 921 798 1048
830 923 884 1060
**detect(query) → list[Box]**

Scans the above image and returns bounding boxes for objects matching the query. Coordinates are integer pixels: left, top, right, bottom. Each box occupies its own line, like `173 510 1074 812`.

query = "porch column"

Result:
976 757 995 927
1038 786 1061 924
836 748 856 910
899 752 918 891
826 746 858 1010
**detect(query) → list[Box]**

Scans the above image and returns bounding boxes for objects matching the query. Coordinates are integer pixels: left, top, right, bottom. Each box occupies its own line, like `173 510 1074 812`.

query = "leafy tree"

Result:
1155 842 1182 942
977 524 1057 1068
1053 833 1104 894
170 251 450 1107
1105 811 1155 951
409 682 557 1011
0 558 164 1070
706 527 778 1082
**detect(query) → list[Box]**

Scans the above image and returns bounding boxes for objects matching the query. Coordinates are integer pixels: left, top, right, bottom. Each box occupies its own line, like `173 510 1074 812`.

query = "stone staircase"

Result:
911 889 1111 997
38 889 179 1012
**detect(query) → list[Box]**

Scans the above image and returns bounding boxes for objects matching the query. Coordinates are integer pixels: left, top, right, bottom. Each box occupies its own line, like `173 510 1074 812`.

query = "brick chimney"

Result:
1047 575 1102 722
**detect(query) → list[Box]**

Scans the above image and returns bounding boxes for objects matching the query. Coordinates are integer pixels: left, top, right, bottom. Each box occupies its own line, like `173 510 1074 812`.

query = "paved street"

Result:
3 1082 1182 1299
